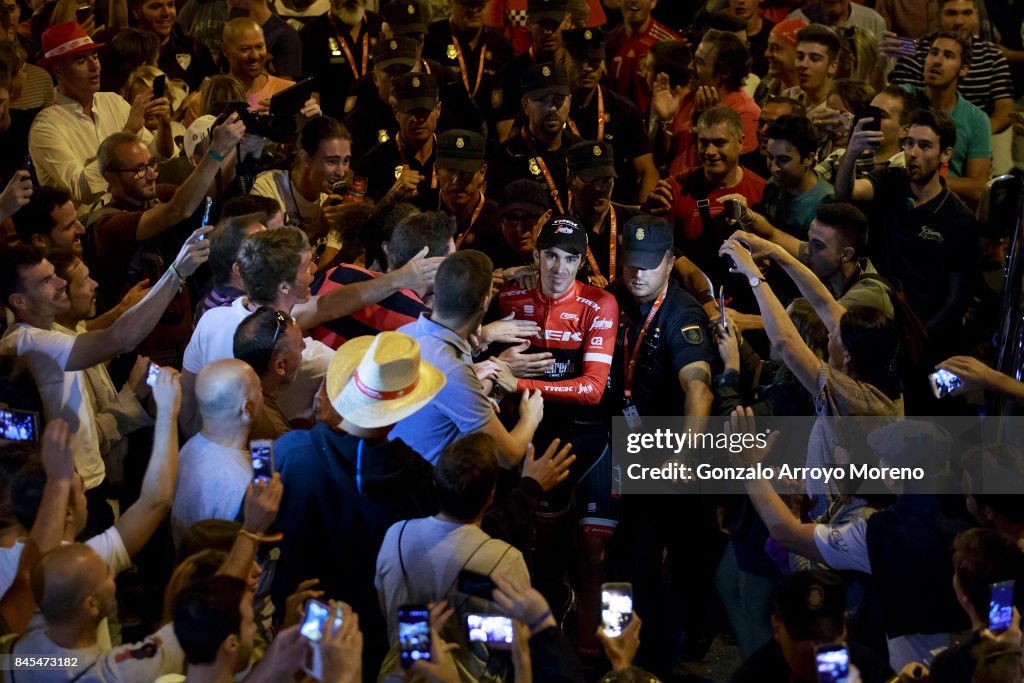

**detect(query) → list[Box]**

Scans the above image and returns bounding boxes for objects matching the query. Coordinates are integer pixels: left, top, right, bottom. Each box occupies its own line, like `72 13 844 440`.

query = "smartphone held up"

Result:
600 582 633 638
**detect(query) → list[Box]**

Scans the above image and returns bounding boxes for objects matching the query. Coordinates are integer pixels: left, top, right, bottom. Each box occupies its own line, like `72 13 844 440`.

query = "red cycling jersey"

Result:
497 280 618 405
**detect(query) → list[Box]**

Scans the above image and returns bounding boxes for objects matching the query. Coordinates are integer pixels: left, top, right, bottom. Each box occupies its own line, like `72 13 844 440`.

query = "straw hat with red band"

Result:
326 332 445 429
39 22 105 68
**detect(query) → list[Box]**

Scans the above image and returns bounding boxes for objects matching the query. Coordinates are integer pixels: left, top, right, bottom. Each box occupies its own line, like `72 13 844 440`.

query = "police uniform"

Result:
492 0 571 126
301 10 383 118
607 247 717 419
565 140 634 285
344 36 415 161
355 72 440 210
487 63 581 214
423 14 513 134
563 27 652 205
606 217 723 680
435 129 503 250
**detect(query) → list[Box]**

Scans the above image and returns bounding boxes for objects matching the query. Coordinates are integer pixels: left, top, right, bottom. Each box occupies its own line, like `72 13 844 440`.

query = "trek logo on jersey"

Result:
590 317 614 330
560 312 579 321
544 330 583 342
550 360 571 375
577 296 599 311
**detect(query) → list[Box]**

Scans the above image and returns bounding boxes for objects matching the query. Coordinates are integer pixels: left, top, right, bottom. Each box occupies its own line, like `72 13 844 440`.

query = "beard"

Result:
333 2 365 24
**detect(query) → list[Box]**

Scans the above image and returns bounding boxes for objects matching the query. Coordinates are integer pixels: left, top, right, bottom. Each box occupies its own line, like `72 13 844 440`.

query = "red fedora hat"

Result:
39 22 105 68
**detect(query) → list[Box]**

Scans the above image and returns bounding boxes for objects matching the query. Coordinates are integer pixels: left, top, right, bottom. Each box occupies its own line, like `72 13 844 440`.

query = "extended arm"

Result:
114 369 180 557
134 115 245 241
720 239 825 395
835 120 880 202
218 475 283 579
66 227 211 371
733 230 845 332
291 248 443 330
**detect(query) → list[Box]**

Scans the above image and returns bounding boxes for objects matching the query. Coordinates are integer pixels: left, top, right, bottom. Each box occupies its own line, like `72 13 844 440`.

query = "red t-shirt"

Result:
666 167 767 243
606 18 684 115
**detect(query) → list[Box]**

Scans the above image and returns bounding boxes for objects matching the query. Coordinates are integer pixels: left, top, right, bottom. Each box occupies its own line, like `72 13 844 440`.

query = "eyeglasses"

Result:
257 306 294 347
107 157 158 180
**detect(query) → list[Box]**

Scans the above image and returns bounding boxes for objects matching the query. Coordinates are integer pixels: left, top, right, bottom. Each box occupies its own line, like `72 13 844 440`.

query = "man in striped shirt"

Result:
308 211 449 349
888 0 1015 133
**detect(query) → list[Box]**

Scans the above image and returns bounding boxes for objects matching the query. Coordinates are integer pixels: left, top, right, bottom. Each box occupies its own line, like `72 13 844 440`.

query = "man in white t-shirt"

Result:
179 226 443 434
0 230 209 521
172 359 262 546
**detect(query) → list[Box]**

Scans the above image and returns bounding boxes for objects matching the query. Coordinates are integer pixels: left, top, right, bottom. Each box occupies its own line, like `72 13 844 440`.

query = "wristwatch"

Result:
749 275 767 287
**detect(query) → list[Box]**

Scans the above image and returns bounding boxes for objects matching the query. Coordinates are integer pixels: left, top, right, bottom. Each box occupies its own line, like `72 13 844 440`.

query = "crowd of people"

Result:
1 0 1024 680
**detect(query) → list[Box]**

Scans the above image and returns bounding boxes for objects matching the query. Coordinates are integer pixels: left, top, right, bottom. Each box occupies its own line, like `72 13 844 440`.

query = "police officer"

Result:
487 63 582 215
605 215 723 680
563 26 658 205
436 129 502 250
344 36 417 161
566 140 635 288
301 0 382 117
493 0 572 140
423 0 513 145
356 71 440 209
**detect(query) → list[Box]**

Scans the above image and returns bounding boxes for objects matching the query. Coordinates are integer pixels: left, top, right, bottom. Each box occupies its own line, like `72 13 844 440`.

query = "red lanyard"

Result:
449 24 486 97
623 283 668 399
396 134 439 189
454 192 486 248
520 130 565 213
583 206 616 282
567 86 604 141
327 14 369 80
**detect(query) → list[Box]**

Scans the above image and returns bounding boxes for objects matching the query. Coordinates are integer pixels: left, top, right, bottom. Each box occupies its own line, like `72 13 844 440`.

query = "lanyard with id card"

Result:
622 284 668 430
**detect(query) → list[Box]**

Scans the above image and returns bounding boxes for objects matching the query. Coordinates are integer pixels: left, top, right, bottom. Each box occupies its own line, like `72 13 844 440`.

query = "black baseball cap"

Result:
392 72 439 113
381 1 427 36
622 215 673 269
536 214 587 255
497 179 550 215
771 570 846 642
436 129 485 173
567 140 616 182
521 62 570 98
373 36 419 71
527 0 570 23
563 27 606 60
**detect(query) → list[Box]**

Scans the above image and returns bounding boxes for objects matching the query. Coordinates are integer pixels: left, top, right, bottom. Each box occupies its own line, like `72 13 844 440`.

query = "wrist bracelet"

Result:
168 264 186 284
207 148 226 162
528 609 553 632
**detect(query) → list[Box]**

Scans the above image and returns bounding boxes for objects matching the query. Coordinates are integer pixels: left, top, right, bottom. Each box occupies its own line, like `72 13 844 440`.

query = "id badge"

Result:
623 402 642 430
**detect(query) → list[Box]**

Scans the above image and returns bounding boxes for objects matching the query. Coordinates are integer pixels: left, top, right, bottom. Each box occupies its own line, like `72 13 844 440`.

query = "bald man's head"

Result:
195 358 262 426
222 18 267 80
32 544 115 626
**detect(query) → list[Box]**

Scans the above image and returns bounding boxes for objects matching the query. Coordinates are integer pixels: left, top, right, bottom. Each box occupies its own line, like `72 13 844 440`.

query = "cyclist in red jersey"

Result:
493 216 617 405
492 214 618 646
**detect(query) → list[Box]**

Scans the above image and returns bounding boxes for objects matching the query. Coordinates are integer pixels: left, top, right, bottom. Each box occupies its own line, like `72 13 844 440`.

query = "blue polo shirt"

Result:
902 85 991 178
389 314 495 465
